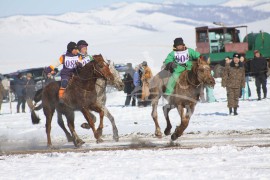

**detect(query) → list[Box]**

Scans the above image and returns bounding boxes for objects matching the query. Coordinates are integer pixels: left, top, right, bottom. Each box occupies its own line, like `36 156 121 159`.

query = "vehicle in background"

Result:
196 25 270 77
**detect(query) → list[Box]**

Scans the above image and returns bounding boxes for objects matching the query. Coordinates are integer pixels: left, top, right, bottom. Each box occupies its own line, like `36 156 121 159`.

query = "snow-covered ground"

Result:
0 77 270 179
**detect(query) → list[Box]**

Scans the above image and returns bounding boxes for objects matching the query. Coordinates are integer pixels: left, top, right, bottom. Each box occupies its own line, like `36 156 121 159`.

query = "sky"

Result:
0 0 227 17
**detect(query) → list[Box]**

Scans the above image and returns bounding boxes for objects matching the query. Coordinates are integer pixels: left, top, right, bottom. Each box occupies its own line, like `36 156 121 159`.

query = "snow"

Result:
221 0 270 7
1 1 270 179
1 1 270 74
0 77 270 179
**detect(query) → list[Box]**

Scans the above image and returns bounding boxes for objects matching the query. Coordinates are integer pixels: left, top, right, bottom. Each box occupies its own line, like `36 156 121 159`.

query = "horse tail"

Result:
31 88 43 124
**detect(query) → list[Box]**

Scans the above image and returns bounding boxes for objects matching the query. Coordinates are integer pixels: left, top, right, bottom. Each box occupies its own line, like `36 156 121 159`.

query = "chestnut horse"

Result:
58 61 124 142
149 58 215 140
31 54 114 148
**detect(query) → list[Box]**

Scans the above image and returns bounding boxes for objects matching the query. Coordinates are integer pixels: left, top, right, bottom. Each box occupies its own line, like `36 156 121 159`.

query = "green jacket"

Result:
164 48 200 73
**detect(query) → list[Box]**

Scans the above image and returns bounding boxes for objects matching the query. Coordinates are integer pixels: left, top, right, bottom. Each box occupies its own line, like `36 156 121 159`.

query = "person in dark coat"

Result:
123 64 135 106
14 73 26 113
222 53 245 115
0 80 4 114
44 72 55 86
25 73 36 110
250 50 268 100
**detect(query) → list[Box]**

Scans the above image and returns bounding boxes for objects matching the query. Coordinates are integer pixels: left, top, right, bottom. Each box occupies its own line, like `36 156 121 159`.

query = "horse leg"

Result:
104 107 119 142
81 108 102 143
151 100 162 138
163 104 174 136
43 106 55 148
65 111 85 147
96 109 105 143
57 111 73 142
171 104 194 141
81 112 96 129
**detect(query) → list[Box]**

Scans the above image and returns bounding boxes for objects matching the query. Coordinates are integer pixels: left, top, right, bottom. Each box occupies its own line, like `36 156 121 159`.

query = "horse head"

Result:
91 54 114 81
193 56 215 88
107 61 124 91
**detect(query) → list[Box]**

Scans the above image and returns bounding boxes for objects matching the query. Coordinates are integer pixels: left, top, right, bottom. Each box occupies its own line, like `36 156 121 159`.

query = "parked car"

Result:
3 67 59 101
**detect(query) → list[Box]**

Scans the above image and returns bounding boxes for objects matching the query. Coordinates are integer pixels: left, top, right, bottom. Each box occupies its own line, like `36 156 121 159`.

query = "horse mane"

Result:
177 61 199 87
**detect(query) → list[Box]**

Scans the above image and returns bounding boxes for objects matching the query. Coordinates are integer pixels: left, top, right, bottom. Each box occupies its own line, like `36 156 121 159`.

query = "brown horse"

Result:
149 58 215 140
31 54 114 147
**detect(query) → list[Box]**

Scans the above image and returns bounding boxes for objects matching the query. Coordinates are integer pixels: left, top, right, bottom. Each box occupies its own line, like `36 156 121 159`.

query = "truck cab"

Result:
196 25 248 64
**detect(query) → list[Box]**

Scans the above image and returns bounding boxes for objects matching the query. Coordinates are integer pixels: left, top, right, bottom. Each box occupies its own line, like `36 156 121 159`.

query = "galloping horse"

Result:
149 57 215 140
31 55 114 147
58 61 124 142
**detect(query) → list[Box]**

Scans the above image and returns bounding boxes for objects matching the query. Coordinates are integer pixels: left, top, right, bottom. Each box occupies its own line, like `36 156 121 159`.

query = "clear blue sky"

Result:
0 0 227 17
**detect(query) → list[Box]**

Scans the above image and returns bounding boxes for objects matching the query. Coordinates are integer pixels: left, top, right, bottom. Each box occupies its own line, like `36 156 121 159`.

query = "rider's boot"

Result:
58 88 65 104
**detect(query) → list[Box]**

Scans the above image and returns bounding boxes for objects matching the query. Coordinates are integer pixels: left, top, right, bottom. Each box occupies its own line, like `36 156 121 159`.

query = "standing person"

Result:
0 79 4 114
131 65 141 106
44 42 83 103
206 70 217 103
44 72 55 86
14 73 26 113
141 61 153 106
25 73 36 110
250 50 268 100
164 37 200 98
222 53 245 115
241 56 251 100
123 70 135 107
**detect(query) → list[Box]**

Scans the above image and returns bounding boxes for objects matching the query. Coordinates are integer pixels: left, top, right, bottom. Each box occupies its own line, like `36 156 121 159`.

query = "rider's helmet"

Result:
173 37 185 48
67 42 78 53
77 40 88 50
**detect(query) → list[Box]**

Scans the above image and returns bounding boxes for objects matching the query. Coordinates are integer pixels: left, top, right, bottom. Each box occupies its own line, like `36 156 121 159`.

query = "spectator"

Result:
141 61 153 106
250 50 268 100
131 66 142 106
240 56 251 100
206 70 217 103
45 72 55 86
14 73 26 113
222 53 245 115
123 63 135 107
0 79 4 114
25 73 36 110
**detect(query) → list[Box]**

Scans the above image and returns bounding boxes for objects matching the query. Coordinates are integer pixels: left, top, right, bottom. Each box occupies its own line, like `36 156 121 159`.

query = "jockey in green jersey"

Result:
164 37 201 96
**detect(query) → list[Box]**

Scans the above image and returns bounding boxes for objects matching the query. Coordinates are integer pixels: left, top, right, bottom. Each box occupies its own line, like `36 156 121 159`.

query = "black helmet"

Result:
67 42 78 53
173 37 185 47
77 40 88 48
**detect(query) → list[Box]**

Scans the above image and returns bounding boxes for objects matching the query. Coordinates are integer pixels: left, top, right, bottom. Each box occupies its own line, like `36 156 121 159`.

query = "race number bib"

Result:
175 50 189 64
64 56 79 69
82 56 91 66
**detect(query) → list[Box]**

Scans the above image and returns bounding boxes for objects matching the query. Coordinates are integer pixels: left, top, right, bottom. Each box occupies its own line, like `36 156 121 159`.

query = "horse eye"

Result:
98 64 104 68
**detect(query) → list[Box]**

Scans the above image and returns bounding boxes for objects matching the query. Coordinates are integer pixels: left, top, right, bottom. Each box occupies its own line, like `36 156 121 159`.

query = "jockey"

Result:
164 37 200 96
45 41 83 103
77 40 94 66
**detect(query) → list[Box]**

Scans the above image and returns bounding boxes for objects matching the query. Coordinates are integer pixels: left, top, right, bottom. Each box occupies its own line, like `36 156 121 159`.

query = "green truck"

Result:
195 25 270 77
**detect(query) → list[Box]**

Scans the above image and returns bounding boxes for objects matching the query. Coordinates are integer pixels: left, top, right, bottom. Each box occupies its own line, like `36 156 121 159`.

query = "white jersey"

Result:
174 49 189 64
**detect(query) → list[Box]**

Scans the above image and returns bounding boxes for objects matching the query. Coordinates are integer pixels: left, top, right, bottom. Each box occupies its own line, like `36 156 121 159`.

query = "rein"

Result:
186 69 202 88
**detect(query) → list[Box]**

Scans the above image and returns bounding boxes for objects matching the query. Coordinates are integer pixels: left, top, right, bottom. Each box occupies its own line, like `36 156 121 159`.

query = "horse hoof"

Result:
97 128 103 137
74 139 85 147
96 138 104 143
67 135 73 142
155 133 162 138
164 128 171 136
67 137 73 142
113 136 119 142
81 123 90 129
171 133 178 141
